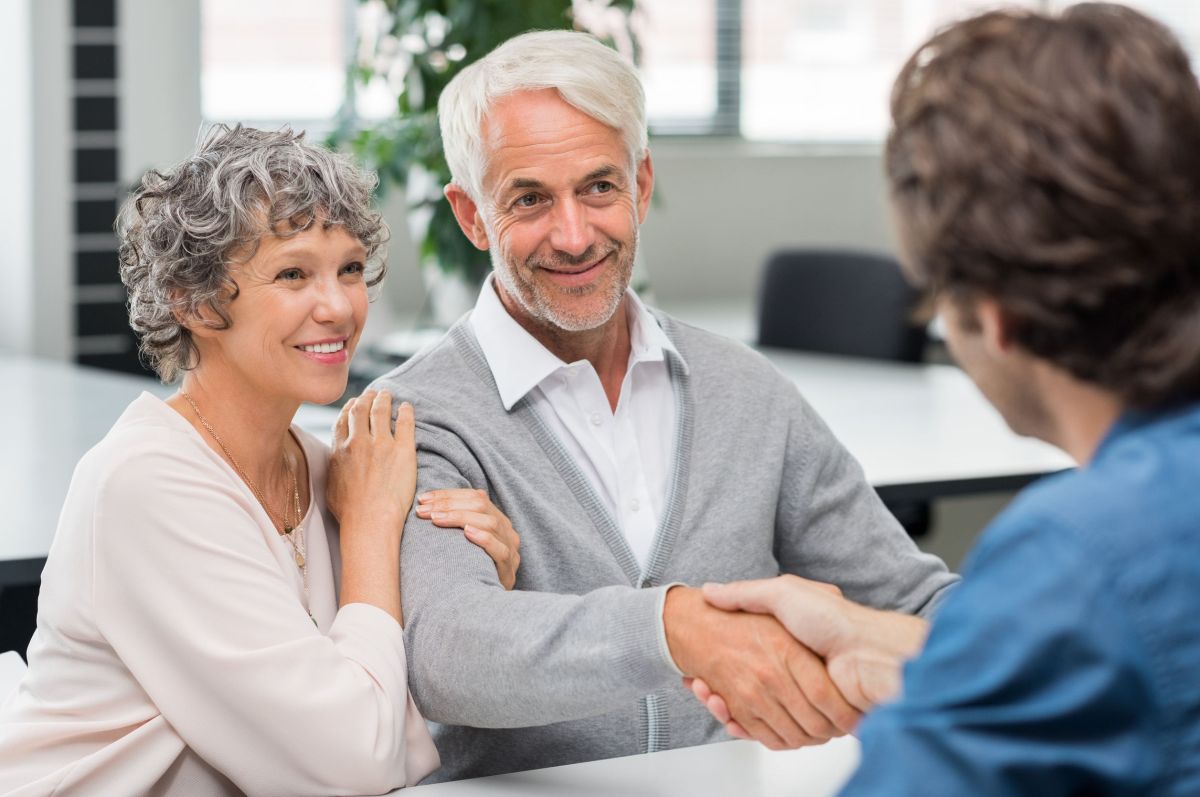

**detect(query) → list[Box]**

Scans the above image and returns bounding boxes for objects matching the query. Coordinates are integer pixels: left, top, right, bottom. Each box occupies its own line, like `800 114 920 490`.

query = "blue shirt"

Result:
839 402 1200 796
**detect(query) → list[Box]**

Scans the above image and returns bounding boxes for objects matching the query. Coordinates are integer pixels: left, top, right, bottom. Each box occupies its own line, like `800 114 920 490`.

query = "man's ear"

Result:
444 184 491 251
634 150 654 225
976 297 1015 358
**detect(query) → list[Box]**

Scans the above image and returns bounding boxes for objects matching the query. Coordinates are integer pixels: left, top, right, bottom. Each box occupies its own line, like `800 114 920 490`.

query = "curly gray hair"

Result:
117 124 388 383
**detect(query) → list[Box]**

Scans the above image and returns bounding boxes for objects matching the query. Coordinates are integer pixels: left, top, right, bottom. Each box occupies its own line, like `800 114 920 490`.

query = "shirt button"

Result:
630 498 641 512
589 412 603 426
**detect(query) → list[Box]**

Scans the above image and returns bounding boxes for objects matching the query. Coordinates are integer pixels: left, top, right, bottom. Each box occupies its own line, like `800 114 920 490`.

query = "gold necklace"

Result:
180 392 306 569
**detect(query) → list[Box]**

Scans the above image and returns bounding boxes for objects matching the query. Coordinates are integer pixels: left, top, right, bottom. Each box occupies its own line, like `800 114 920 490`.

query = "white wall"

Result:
640 142 894 304
6 0 74 360
119 0 202 188
0 0 35 355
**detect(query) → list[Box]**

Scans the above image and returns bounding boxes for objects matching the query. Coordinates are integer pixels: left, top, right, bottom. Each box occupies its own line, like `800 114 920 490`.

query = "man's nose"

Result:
547 197 594 258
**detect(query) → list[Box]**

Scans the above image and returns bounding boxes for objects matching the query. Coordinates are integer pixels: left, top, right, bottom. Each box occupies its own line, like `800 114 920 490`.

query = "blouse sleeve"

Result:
90 438 438 796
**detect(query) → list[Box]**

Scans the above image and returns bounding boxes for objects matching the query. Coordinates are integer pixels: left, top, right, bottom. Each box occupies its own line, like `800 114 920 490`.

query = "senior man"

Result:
691 5 1200 795
370 30 956 782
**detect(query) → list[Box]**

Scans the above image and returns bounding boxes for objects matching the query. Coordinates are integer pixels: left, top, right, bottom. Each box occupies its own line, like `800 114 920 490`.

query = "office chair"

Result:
757 249 931 536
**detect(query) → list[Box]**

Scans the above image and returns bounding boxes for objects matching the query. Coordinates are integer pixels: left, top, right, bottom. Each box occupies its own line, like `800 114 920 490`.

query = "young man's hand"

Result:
680 575 929 744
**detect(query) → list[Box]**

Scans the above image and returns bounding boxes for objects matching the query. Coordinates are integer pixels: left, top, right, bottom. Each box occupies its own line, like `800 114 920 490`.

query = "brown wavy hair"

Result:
886 3 1200 407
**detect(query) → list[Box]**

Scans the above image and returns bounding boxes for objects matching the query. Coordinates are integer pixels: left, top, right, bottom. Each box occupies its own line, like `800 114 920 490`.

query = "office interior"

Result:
10 0 1193 655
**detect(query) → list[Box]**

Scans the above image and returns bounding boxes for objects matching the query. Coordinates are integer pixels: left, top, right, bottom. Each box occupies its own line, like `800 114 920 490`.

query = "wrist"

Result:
842 603 928 661
338 509 406 539
663 585 703 674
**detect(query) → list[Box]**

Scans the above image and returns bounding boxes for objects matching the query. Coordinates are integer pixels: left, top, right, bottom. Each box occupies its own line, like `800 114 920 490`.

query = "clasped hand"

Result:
664 585 859 750
680 575 929 745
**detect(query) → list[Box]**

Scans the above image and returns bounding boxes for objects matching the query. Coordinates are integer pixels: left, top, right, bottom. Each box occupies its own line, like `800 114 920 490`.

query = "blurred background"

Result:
5 0 1195 376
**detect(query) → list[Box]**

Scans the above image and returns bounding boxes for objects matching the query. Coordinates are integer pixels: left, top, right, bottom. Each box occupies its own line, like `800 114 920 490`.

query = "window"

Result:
199 1 1200 141
201 0 350 128
641 0 1200 142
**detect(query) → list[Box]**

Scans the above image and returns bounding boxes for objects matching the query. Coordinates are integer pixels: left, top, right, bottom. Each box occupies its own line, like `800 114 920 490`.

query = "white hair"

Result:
438 30 648 204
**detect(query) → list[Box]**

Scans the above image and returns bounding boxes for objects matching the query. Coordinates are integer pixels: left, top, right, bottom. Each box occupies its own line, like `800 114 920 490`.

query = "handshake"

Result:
664 576 930 749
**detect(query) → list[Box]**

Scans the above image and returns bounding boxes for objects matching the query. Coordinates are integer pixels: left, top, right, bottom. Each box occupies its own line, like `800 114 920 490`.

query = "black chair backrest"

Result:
757 249 927 362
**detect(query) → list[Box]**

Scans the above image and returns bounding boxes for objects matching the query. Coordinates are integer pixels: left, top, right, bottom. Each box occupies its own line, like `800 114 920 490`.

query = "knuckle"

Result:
806 681 833 708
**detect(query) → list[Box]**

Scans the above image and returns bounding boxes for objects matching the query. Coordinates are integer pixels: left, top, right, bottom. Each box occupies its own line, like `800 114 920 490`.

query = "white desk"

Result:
400 737 860 796
765 349 1071 502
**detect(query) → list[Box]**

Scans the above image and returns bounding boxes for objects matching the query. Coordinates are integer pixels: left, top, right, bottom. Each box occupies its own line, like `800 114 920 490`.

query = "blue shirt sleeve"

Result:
837 513 1163 796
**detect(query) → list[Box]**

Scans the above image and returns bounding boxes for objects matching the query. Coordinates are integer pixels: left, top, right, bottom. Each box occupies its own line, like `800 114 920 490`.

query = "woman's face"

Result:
200 223 370 406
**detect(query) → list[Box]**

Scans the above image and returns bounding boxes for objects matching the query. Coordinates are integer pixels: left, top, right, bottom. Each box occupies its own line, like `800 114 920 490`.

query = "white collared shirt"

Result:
470 275 682 570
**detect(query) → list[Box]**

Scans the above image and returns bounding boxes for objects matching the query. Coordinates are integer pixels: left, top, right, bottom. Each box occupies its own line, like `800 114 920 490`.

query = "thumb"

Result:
701 578 784 616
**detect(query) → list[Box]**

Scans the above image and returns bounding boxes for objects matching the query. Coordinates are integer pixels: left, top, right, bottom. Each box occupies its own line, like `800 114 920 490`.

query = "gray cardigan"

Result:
370 312 957 783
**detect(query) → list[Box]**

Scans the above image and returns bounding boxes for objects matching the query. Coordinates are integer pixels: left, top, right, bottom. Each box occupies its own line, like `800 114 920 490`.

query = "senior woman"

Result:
0 125 520 796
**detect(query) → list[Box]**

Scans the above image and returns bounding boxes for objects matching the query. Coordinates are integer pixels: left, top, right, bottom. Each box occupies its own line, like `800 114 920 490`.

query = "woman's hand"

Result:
327 390 416 530
327 391 414 624
415 489 521 590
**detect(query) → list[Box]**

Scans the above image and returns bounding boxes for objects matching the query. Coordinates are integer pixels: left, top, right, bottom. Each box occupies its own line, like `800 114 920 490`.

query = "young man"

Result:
694 5 1200 794
369 30 956 782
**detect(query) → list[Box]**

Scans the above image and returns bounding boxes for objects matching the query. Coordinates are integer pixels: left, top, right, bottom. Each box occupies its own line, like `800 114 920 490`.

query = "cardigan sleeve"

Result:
398 427 681 728
772 384 959 617
90 439 438 796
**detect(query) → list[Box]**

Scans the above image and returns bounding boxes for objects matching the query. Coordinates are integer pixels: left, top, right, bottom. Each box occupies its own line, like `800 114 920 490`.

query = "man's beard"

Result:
491 228 638 333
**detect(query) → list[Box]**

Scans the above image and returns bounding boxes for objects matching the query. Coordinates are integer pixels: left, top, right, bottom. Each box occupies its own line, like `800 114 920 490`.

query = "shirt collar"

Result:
469 274 687 410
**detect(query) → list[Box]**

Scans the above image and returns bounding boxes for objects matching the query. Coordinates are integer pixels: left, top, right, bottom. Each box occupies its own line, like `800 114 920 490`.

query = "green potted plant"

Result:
331 0 639 326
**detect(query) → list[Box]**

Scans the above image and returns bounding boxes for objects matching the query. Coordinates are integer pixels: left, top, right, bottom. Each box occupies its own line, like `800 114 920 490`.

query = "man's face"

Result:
939 296 1051 440
473 89 653 333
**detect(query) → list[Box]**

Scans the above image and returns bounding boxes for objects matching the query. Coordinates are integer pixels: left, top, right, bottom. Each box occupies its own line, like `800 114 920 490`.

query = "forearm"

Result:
338 512 404 625
405 580 679 727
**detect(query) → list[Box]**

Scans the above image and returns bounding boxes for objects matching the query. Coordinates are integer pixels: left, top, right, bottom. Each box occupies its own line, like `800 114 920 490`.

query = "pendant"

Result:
283 525 293 534
295 551 305 568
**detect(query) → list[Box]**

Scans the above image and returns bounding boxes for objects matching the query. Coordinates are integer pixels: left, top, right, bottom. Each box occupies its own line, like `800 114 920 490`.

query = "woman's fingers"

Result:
421 509 496 532
464 526 510 562
464 525 518 589
370 390 392 437
393 399 414 447
334 396 353 446
347 390 373 440
416 488 489 513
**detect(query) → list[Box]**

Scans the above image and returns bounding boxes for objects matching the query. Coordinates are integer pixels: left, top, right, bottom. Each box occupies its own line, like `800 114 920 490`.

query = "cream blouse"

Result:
0 393 438 796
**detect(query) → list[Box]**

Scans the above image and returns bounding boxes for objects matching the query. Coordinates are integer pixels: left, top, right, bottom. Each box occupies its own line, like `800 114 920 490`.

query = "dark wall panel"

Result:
73 0 116 28
74 44 116 80
76 251 122 285
74 147 118 183
75 199 119 235
76 300 128 337
74 97 118 132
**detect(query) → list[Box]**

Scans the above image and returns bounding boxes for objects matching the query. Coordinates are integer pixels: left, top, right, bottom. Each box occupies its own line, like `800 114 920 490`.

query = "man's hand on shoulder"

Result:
662 585 860 750
681 575 930 746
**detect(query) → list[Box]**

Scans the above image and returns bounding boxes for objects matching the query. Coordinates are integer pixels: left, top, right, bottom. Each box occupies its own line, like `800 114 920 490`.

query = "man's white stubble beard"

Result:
488 224 639 334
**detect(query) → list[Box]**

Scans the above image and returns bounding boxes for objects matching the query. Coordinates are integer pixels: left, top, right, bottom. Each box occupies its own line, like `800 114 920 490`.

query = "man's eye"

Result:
277 268 303 281
590 181 614 193
514 194 540 208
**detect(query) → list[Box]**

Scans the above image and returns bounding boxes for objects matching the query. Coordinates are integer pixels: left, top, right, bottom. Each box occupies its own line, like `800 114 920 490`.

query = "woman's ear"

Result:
172 292 224 340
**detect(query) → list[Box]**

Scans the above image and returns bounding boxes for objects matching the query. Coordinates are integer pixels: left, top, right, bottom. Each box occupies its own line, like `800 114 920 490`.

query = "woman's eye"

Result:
342 261 365 276
277 268 303 281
